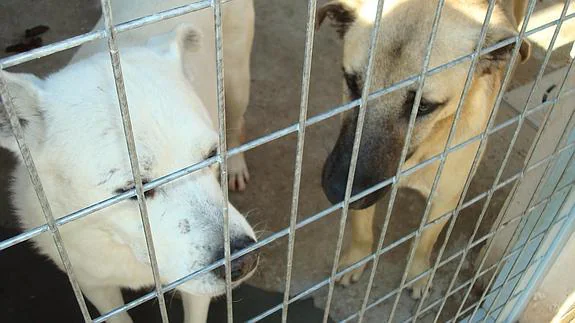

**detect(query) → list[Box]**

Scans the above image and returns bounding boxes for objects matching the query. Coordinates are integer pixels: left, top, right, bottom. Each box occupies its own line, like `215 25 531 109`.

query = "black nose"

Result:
322 145 388 210
214 236 258 282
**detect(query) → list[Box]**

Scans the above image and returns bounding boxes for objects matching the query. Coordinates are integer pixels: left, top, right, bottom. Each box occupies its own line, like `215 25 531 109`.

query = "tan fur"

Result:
318 0 531 298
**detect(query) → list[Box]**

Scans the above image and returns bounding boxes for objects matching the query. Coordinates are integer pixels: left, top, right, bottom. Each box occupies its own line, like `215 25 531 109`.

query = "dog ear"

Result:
316 0 359 38
0 71 45 156
172 24 202 55
476 1 532 76
477 30 531 75
147 24 202 57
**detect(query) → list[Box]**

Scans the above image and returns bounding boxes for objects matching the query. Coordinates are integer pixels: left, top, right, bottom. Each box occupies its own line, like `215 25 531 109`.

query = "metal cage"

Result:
1 0 574 322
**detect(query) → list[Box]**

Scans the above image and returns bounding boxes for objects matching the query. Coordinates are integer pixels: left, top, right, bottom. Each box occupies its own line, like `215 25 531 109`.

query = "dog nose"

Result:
214 236 258 282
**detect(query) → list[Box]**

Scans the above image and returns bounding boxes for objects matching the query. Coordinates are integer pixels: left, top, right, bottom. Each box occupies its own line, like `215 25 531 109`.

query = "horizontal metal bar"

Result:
248 231 419 323
282 0 318 320
423 2 575 319
99 0 169 320
94 173 572 323
2 103 573 255
450 260 555 323
1 64 92 322
401 246 551 323
0 2 572 323
342 207 572 323
210 0 234 319
246 178 573 323
351 93 566 204
0 157 218 251
481 1 574 317
0 225 49 250
372 0 452 319
0 0 235 69
93 290 159 323
0 3 570 72
2 12 573 254
0 31 105 69
463 40 575 323
322 0 388 319
95 207 343 322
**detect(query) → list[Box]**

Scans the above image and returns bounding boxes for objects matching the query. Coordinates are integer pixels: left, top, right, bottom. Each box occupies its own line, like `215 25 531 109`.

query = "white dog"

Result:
72 0 255 192
0 22 257 323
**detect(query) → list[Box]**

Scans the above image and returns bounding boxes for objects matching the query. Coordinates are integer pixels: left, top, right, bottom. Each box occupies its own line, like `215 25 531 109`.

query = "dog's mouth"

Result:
214 251 259 285
175 254 259 297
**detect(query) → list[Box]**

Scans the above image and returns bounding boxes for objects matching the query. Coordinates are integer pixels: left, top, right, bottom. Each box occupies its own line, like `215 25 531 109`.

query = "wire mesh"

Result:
0 0 574 322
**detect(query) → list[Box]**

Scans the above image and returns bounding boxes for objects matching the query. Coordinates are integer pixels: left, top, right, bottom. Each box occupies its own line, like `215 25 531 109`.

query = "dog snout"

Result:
214 236 258 282
322 152 387 210
322 113 394 210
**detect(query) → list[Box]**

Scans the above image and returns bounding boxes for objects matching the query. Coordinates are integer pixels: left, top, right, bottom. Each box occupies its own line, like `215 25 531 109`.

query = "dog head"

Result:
0 25 257 296
318 0 530 209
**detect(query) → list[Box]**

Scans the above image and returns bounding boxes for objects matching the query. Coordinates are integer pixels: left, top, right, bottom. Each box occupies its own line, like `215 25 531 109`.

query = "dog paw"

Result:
337 264 367 286
336 246 371 286
228 153 250 191
408 279 432 300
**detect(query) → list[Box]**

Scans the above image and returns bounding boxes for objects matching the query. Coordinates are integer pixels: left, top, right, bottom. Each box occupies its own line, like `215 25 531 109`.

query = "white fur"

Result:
1 23 255 323
74 0 255 191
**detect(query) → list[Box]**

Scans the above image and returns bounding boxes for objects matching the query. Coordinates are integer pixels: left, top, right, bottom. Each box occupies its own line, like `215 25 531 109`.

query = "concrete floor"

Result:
0 0 572 322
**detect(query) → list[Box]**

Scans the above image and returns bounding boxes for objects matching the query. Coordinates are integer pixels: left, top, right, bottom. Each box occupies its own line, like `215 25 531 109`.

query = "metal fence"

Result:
0 0 574 322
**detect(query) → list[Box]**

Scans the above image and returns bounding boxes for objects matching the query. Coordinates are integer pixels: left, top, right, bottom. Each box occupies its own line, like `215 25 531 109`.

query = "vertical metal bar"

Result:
99 0 169 322
354 1 449 321
460 60 575 323
211 0 233 321
322 0 387 321
423 0 572 320
0 78 93 323
280 0 317 321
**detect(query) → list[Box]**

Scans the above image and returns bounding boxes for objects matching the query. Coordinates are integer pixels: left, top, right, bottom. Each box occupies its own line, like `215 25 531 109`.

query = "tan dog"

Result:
318 0 530 299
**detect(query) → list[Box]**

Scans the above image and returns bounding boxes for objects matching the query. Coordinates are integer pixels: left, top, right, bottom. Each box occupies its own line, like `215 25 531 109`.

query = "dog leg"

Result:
407 200 454 300
223 0 254 192
226 114 250 192
81 284 133 323
181 293 211 323
336 204 376 286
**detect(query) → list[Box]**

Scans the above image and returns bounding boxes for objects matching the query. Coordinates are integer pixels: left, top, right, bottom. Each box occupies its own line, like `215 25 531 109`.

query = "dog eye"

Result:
417 103 438 116
115 180 155 200
403 91 442 118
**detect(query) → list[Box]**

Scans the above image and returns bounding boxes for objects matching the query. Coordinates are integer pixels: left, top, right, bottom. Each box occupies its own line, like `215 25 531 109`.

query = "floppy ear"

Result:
316 0 359 38
171 24 202 56
477 3 532 75
478 31 531 75
147 24 203 85
0 71 45 156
